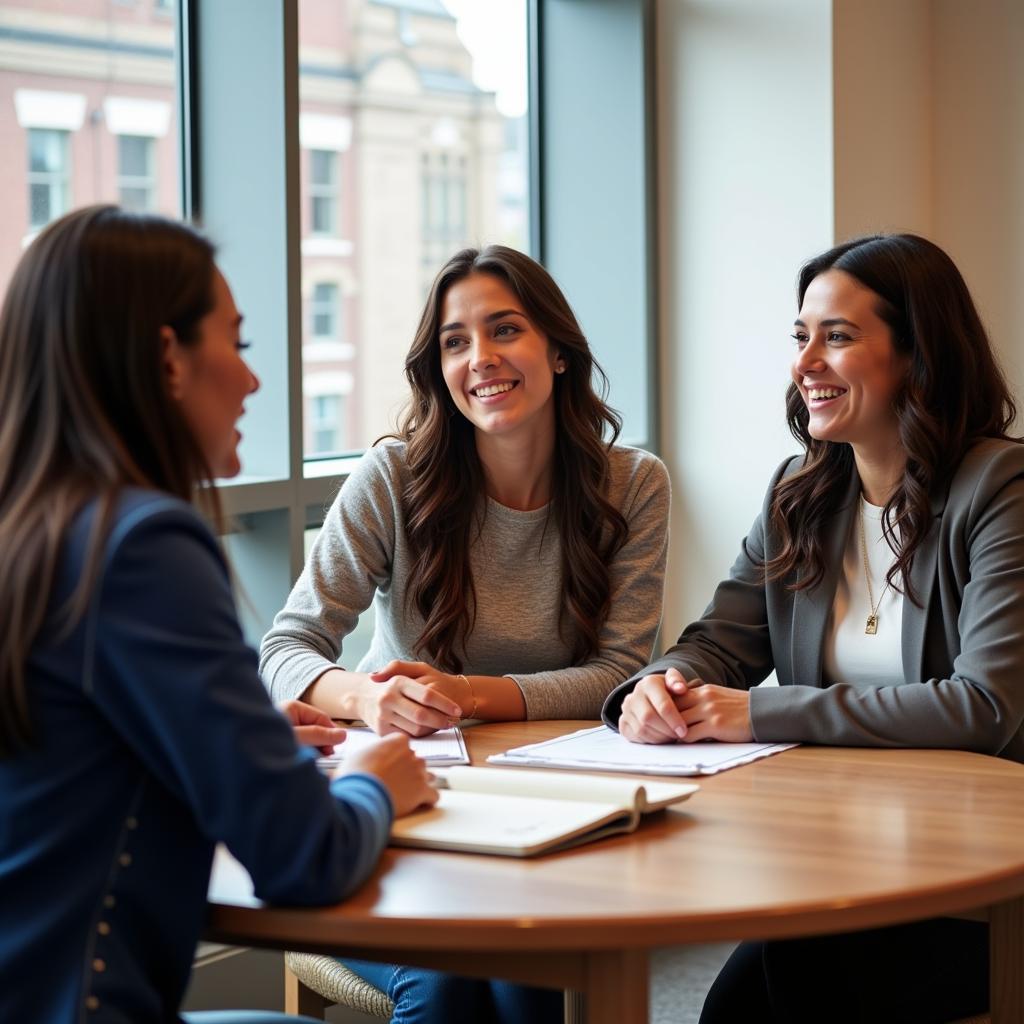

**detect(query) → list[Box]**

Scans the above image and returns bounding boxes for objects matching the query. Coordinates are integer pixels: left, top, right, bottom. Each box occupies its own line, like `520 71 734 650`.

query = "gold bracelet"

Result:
456 673 479 719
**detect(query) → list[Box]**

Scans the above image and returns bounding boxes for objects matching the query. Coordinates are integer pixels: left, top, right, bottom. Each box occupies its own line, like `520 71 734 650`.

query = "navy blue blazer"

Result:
0 491 392 1022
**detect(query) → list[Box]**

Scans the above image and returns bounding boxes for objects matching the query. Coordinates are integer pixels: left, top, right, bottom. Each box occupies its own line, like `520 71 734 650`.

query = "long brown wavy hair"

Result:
768 233 1019 597
0 206 219 755
394 245 628 671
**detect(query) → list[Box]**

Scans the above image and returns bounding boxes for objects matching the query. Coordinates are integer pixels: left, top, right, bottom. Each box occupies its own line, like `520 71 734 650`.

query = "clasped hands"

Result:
358 660 470 737
619 668 753 744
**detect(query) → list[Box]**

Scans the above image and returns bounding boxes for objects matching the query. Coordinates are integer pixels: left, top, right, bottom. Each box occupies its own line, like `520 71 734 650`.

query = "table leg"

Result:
989 895 1024 1024
564 990 585 1024
581 950 648 1024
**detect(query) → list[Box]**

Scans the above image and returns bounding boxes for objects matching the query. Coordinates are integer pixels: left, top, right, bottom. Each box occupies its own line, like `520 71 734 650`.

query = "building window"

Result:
309 150 337 236
310 394 343 455
117 135 156 212
421 152 468 283
27 129 70 231
310 282 340 340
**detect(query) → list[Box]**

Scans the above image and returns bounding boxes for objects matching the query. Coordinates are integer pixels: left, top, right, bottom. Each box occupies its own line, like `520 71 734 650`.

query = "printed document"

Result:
488 725 795 775
317 726 469 770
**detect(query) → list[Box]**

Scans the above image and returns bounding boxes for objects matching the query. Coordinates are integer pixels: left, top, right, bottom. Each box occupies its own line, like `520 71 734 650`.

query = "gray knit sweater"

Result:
260 441 670 719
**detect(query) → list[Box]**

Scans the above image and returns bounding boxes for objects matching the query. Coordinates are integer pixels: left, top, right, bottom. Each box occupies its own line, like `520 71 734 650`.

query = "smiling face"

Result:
438 272 564 443
791 269 910 455
166 267 260 478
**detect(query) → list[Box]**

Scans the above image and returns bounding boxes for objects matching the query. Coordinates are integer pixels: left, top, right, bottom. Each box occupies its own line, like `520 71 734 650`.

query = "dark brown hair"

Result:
768 233 1019 595
0 205 219 754
394 245 628 671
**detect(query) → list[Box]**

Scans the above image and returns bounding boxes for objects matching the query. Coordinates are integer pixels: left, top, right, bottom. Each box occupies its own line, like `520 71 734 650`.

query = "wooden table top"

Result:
207 721 1024 953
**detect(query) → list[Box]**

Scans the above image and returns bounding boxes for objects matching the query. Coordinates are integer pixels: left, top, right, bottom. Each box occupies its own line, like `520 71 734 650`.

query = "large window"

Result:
170 0 656 660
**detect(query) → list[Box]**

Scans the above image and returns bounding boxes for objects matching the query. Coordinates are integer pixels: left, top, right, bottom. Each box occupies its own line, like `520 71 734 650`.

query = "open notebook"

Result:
390 766 698 857
487 725 795 775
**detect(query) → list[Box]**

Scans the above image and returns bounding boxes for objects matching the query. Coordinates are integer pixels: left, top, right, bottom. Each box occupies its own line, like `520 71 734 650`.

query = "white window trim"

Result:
15 89 86 131
303 340 355 362
104 97 172 138
303 370 354 397
301 237 353 257
299 113 352 151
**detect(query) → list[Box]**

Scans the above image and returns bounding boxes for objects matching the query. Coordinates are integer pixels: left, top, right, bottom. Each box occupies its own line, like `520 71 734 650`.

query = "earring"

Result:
555 363 566 374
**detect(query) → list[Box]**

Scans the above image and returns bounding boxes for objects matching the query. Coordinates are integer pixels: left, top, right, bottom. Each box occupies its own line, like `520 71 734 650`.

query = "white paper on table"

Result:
316 726 469 770
487 725 796 776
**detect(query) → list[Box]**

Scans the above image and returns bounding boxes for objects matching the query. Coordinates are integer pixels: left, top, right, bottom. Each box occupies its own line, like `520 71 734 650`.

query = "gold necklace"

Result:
858 501 889 635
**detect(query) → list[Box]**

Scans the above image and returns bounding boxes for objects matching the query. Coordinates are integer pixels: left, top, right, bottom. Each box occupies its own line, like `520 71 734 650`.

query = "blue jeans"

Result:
344 959 563 1024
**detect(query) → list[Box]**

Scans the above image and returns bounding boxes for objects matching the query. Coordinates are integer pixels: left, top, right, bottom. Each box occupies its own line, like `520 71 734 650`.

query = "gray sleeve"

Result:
259 449 398 703
510 455 671 719
751 472 1024 754
602 459 789 729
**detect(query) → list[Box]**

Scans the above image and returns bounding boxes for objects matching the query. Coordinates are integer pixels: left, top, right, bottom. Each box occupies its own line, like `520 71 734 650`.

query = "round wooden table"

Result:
206 721 1024 1023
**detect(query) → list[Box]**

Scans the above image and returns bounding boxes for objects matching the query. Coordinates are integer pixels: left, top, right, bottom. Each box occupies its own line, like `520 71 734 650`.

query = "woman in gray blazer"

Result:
601 234 1023 1023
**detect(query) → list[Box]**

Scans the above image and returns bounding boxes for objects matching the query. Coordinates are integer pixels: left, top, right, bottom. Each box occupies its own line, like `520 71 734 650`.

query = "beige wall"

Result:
657 0 1024 643
931 0 1024 386
833 0 1024 382
656 0 834 634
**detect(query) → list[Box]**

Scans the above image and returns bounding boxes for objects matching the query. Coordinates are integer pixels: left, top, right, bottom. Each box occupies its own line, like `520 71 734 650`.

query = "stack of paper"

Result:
487 725 795 776
316 726 469 770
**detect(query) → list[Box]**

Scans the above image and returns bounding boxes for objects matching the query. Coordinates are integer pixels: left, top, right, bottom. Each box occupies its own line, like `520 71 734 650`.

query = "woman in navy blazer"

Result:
0 206 437 1024
602 234 1023 1023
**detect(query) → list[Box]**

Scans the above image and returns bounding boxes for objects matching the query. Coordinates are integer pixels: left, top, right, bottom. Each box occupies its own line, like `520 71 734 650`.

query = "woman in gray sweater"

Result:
260 244 670 1024
261 245 670 734
604 233 1021 1023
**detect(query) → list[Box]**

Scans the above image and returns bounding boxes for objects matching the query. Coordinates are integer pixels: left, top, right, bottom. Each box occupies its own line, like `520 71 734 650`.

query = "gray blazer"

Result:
602 438 1024 762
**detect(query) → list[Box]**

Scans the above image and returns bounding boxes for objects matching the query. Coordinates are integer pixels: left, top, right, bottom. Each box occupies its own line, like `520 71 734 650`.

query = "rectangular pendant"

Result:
865 614 878 635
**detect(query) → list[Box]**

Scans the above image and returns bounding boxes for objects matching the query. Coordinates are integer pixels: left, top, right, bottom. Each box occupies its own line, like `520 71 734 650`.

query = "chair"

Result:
284 952 583 1023
284 952 392 1020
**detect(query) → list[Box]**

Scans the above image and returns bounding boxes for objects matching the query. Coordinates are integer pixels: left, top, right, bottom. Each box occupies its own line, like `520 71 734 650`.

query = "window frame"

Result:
117 134 158 212
309 393 342 456
309 280 340 342
307 148 338 238
27 127 71 231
